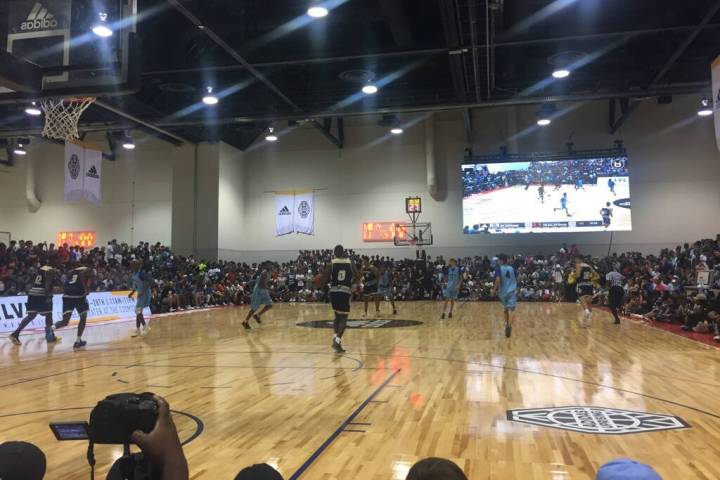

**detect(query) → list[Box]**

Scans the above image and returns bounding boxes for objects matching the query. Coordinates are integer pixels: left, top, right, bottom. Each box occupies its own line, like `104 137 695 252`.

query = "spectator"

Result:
235 464 284 480
596 458 661 480
0 441 47 480
406 458 467 480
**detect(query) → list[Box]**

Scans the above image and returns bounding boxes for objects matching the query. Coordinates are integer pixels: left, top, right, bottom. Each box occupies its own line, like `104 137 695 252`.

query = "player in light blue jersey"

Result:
492 254 517 338
441 259 462 319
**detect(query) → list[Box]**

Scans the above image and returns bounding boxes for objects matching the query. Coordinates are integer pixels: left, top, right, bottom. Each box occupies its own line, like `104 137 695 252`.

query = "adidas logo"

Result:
278 206 291 215
21 3 59 31
86 165 99 179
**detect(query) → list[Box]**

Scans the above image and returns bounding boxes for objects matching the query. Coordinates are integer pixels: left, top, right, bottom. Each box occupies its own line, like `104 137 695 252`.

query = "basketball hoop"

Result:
40 96 96 141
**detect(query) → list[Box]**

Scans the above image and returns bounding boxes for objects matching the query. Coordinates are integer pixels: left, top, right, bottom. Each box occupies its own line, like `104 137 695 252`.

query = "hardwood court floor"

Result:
2 302 720 479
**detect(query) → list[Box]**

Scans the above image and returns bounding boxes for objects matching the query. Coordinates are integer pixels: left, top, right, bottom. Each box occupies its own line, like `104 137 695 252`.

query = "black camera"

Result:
89 393 158 444
50 393 159 480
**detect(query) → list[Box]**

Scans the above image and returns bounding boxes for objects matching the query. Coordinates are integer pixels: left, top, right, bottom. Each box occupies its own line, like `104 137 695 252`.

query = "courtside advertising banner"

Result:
294 190 315 235
712 54 720 152
0 291 150 333
275 192 295 236
64 141 84 201
83 146 102 204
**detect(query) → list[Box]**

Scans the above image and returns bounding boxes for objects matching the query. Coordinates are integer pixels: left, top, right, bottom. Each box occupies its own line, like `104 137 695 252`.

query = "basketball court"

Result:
2 303 720 479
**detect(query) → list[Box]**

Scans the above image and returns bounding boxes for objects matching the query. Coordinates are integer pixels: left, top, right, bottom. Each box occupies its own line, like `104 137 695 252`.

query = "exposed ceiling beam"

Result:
167 0 343 149
379 0 414 47
94 100 192 145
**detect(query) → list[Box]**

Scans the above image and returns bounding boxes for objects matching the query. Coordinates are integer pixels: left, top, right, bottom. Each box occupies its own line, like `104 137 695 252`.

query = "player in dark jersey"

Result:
361 261 381 317
316 245 358 353
537 184 546 204
600 202 613 228
9 265 60 345
575 256 596 326
54 264 93 349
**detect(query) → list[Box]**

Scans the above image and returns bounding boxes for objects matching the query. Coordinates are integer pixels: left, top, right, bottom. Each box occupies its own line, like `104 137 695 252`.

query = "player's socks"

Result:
8 334 21 346
505 321 512 338
393 309 397 315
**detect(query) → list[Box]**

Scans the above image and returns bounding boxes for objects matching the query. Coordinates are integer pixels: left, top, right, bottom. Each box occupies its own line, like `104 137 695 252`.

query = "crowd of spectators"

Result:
462 157 628 196
1 235 718 336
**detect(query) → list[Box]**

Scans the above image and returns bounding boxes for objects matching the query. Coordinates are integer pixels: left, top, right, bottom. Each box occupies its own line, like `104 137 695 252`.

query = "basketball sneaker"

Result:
8 334 21 346
242 321 251 330
73 340 87 350
254 314 262 324
46 332 61 343
332 338 345 354
131 328 140 337
140 326 150 336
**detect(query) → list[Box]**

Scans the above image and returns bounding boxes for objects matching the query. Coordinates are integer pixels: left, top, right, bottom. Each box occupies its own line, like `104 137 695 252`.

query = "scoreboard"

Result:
362 222 407 242
57 231 96 247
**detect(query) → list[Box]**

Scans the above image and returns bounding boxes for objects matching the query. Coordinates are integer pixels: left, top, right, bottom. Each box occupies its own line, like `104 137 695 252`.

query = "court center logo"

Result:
297 200 310 219
68 154 80 179
613 198 631 209
507 406 689 435
297 319 423 329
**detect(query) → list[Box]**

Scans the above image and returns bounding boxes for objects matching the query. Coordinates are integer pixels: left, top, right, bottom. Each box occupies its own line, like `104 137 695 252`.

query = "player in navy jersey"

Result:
600 202 613 228
54 264 93 349
361 261 381 317
537 184 546 204
9 265 60 345
317 245 359 353
128 261 151 337
575 256 596 326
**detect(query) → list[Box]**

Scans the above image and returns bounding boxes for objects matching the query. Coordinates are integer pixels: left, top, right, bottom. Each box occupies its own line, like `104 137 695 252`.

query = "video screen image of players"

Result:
462 156 631 234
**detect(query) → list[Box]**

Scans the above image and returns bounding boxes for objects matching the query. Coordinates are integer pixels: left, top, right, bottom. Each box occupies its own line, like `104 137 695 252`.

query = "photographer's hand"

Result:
131 395 189 480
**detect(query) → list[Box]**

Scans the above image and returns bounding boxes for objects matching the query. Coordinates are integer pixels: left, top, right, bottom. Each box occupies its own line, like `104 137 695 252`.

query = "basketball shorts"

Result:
330 291 351 314
498 291 516 311
363 284 378 296
135 291 151 314
63 297 89 315
602 217 611 226
577 284 594 297
443 286 459 299
608 285 625 307
378 286 392 299
27 295 52 314
250 288 273 311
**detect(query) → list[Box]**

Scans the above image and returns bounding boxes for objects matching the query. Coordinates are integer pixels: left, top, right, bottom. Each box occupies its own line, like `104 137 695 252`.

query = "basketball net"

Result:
40 97 95 141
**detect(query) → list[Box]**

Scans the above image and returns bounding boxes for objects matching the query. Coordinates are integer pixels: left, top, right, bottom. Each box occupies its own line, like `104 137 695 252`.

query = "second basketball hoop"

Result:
395 196 433 247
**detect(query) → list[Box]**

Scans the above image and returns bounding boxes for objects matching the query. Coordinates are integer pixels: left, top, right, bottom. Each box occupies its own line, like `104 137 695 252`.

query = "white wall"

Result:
238 95 720 260
218 142 244 259
0 136 173 246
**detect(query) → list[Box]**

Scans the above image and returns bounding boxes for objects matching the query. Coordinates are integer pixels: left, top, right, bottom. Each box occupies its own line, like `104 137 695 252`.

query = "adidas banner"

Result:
294 190 315 235
64 141 102 204
275 193 295 236
83 147 102 204
712 54 720 152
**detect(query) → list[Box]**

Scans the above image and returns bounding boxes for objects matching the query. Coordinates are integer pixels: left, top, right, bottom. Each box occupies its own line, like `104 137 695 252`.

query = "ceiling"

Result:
1 0 719 150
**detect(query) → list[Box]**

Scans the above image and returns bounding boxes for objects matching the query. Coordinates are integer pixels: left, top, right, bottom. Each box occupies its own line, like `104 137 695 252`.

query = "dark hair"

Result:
497 253 508 262
333 244 345 257
406 458 467 480
234 464 284 480
0 442 47 480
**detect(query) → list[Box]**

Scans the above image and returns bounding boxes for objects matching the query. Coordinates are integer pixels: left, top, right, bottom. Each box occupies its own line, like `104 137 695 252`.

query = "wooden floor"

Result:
2 302 720 479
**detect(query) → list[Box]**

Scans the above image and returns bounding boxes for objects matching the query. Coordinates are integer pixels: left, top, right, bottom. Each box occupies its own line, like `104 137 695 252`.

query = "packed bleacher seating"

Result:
0 236 718 336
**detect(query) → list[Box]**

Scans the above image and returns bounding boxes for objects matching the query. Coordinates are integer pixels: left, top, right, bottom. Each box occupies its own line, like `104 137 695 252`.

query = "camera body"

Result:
89 393 158 445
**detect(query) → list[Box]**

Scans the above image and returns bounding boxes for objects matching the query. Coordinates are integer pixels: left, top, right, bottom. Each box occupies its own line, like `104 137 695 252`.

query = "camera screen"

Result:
50 422 89 441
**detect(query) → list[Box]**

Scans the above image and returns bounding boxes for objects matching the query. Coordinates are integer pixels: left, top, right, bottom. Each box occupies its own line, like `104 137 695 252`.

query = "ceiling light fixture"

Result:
265 127 278 142
552 69 570 79
362 84 378 95
536 103 556 127
202 86 219 105
13 143 27 155
536 118 551 126
92 12 113 37
307 6 329 17
697 98 713 117
390 127 403 135
25 101 41 116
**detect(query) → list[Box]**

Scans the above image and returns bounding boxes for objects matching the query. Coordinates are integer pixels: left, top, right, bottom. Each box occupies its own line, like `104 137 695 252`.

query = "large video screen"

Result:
462 156 631 234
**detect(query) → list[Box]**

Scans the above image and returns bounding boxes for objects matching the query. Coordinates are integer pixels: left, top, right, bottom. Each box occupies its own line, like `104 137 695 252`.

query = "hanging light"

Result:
537 118 551 126
536 103 556 126
202 86 219 105
552 69 570 79
307 5 329 17
13 143 27 155
362 84 378 95
265 127 278 142
697 98 713 117
390 127 403 135
25 101 41 116
92 12 113 37
122 133 136 150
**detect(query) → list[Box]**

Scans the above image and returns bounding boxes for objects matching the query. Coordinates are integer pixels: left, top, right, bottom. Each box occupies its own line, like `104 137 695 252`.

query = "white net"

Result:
40 97 95 141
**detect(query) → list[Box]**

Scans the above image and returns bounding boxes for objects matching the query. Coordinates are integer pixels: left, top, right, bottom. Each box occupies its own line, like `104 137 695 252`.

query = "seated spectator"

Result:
681 293 709 331
596 458 661 479
406 458 467 480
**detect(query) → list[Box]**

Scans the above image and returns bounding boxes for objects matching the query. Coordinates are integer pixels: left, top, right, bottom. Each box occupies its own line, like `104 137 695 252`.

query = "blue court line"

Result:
343 429 366 433
348 422 371 426
288 368 400 480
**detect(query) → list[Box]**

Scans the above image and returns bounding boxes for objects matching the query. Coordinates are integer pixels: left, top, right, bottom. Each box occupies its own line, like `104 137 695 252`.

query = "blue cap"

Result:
596 459 661 480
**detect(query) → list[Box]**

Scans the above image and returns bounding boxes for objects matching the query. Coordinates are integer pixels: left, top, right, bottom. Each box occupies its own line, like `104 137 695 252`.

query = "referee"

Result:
606 268 625 325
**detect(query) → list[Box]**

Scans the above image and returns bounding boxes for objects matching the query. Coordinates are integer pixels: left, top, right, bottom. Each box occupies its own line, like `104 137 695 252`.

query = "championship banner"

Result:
0 291 150 333
293 190 315 235
64 141 84 201
83 146 102 204
712 55 720 152
275 192 295 236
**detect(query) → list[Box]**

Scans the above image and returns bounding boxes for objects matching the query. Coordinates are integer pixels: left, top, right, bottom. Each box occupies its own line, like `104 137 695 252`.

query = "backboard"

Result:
0 0 140 103
394 222 433 247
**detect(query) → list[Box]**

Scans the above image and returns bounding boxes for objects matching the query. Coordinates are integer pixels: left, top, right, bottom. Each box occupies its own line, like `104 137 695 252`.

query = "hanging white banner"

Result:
294 190 315 235
83 147 102 204
275 192 295 236
64 142 84 201
712 54 720 152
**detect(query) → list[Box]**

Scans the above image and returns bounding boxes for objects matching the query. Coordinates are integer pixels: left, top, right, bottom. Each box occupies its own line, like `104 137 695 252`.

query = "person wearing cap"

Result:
596 458 661 480
680 293 708 331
